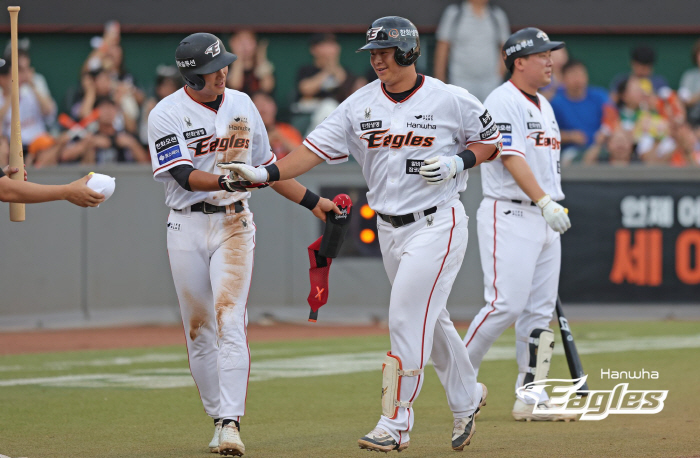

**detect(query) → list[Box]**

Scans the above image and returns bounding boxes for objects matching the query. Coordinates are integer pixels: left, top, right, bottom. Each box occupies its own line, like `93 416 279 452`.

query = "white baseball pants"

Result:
167 206 255 421
463 198 561 403
375 199 483 445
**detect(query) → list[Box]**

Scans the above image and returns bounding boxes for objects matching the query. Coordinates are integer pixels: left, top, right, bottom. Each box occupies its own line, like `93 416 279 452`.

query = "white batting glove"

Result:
419 156 462 185
217 162 268 183
536 194 571 234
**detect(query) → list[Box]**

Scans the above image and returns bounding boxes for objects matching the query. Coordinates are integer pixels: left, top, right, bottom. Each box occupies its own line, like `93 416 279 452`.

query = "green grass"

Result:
0 321 699 457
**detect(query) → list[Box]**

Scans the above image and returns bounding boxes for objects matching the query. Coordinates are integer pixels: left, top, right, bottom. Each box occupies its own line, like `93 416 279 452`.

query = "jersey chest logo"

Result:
187 134 250 156
527 131 561 150
360 129 435 149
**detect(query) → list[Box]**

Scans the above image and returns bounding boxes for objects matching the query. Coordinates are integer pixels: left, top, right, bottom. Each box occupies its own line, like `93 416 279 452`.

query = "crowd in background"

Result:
2 6 700 169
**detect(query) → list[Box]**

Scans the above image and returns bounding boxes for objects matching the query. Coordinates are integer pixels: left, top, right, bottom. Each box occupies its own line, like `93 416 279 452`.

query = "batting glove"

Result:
536 194 571 234
217 162 268 184
419 155 463 185
219 174 269 193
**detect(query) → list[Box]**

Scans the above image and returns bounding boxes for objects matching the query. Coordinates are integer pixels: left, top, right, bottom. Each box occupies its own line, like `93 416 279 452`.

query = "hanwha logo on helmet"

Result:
389 29 399 38
205 40 221 57
367 27 383 41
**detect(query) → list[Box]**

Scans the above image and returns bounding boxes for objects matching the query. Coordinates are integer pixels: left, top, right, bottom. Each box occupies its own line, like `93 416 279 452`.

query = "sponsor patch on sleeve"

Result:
479 109 493 127
502 135 512 146
497 123 512 133
183 128 207 140
157 145 182 165
480 123 498 140
360 120 383 130
154 134 179 153
405 159 424 174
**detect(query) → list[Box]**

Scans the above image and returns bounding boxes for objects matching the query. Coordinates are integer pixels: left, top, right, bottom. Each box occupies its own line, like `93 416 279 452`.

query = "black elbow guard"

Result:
169 165 196 191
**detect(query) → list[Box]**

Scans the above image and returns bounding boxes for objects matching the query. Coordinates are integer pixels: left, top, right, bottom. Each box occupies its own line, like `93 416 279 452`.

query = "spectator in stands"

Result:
583 129 636 166
62 97 148 165
252 91 302 159
0 50 57 166
296 33 355 108
80 21 141 135
226 30 275 95
614 76 676 164
139 65 183 145
434 0 509 101
610 45 669 103
551 59 611 164
678 39 700 126
295 33 362 134
668 123 700 167
540 47 569 100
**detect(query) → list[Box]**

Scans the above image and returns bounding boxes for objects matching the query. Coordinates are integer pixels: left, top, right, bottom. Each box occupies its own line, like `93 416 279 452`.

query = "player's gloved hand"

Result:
219 174 269 193
218 162 268 184
536 194 571 234
419 155 463 185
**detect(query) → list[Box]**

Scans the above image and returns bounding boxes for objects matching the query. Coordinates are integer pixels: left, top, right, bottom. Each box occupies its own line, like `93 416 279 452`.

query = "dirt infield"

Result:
0 323 394 355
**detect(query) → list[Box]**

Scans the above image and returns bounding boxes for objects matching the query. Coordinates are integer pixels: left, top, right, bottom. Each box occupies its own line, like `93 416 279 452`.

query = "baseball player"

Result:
222 16 500 453
461 28 575 421
148 33 338 456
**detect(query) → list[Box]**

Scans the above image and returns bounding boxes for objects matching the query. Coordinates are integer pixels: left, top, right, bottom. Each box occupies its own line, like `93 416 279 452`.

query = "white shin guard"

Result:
524 328 555 386
381 352 423 419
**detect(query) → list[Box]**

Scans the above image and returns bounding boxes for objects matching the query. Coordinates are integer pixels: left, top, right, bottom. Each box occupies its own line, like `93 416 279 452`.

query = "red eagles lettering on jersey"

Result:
360 129 435 149
527 131 561 150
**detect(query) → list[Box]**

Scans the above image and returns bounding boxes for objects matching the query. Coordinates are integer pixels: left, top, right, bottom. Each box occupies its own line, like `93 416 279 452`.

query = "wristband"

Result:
265 163 280 182
457 149 477 169
299 188 321 211
218 175 228 191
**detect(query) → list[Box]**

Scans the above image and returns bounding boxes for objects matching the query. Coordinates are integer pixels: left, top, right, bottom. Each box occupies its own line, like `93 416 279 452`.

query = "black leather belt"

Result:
175 201 244 214
511 199 537 207
377 206 437 228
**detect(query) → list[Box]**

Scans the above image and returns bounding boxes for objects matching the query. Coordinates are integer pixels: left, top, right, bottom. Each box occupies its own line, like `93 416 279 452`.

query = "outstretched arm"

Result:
274 144 325 180
0 171 104 207
220 144 325 184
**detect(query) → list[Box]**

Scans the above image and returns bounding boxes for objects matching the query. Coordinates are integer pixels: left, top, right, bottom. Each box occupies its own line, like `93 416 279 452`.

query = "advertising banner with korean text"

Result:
560 181 700 302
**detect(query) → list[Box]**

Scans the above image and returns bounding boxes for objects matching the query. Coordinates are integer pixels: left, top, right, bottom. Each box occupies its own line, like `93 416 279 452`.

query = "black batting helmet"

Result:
175 33 237 91
357 16 420 67
502 28 565 72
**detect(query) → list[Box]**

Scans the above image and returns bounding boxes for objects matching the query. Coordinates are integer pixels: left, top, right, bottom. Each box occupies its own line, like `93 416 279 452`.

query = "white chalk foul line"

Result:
0 334 698 389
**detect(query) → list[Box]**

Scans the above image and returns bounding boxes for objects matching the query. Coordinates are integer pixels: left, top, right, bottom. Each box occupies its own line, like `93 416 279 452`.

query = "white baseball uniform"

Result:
304 75 500 444
463 80 563 403
148 86 275 422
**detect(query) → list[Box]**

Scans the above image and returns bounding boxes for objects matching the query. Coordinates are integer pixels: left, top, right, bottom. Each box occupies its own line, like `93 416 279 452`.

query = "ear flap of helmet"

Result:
183 73 205 91
394 41 420 67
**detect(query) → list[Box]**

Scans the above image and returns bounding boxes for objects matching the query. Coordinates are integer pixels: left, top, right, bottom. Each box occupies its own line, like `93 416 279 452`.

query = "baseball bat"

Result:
555 295 589 396
8 6 25 222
